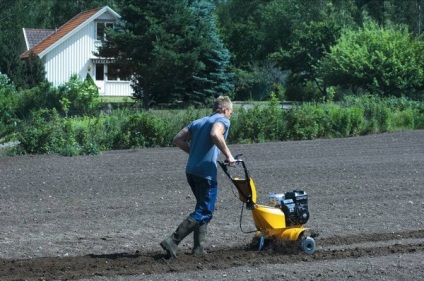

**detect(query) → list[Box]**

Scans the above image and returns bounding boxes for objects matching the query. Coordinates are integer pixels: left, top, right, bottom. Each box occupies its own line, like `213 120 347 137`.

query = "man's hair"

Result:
213 96 233 113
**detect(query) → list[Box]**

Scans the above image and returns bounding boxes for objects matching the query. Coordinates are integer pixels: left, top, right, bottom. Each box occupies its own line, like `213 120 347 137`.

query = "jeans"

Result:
186 174 218 225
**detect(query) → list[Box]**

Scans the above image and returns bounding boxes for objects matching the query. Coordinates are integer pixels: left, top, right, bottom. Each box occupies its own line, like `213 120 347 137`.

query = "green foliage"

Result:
319 20 424 97
285 80 324 102
111 112 170 149
94 111 130 151
20 52 47 89
9 95 424 156
217 0 297 101
4 0 424 106
18 82 61 118
230 95 422 143
272 20 342 98
232 62 287 101
15 109 104 156
391 108 416 131
283 105 320 140
342 95 423 133
57 74 100 116
323 103 364 137
217 0 355 101
100 0 233 109
0 72 20 139
181 1 235 106
230 95 285 143
17 109 64 154
0 73 18 121
13 75 100 119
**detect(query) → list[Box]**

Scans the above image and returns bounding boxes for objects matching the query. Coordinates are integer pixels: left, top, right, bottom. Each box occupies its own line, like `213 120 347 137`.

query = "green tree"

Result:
180 1 234 106
216 0 301 100
272 20 342 101
216 0 295 68
318 20 424 97
20 52 47 89
99 0 233 109
0 0 28 87
44 0 119 28
216 0 358 101
353 0 424 35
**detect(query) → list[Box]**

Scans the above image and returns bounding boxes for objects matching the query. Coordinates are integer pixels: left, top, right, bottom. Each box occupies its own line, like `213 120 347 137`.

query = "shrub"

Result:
230 95 286 143
391 108 415 130
17 109 64 154
0 72 20 140
10 95 424 156
117 112 172 149
284 105 320 140
18 82 60 118
58 74 100 116
348 106 365 136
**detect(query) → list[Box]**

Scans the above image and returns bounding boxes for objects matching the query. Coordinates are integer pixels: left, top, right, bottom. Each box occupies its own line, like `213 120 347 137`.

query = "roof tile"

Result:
24 28 55 49
20 7 103 59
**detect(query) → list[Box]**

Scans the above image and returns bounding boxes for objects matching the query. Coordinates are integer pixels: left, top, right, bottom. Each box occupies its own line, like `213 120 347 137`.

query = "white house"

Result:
20 6 133 97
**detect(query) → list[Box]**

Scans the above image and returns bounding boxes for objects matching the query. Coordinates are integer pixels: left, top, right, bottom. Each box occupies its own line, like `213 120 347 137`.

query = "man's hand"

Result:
226 155 235 166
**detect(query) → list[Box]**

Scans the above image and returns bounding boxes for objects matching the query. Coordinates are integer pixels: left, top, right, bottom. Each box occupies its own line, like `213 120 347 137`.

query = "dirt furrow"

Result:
317 229 424 247
1 230 423 281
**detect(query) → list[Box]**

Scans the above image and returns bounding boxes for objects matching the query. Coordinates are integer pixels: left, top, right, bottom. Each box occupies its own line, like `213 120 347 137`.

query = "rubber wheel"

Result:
300 237 316 255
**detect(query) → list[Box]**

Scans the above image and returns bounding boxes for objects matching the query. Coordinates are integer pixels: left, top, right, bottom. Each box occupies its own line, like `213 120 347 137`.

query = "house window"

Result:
94 58 130 81
95 64 104 80
96 22 114 41
107 63 130 81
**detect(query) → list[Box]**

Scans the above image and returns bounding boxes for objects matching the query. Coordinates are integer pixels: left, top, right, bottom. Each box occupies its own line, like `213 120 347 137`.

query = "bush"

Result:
120 112 172 148
323 103 364 137
284 105 320 140
10 95 424 156
343 95 393 134
14 109 100 156
17 109 64 154
58 74 100 116
0 72 20 140
230 94 286 143
319 20 424 97
18 82 60 118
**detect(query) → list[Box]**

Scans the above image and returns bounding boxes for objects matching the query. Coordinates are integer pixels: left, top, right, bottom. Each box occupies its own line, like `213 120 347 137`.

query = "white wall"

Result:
43 23 96 86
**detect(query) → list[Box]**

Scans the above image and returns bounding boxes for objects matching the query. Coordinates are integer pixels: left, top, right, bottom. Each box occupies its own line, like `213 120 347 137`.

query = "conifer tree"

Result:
99 0 233 109
21 52 47 89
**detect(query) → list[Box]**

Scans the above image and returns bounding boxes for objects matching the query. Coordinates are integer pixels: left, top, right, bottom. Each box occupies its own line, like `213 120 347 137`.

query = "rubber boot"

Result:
192 223 208 255
160 217 198 258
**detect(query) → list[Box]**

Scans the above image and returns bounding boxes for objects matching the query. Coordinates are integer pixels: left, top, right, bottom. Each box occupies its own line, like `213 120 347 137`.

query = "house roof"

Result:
20 6 119 59
23 28 55 49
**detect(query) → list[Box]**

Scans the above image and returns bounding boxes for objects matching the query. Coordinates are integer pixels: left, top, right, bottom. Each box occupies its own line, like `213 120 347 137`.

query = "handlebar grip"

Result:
223 159 242 165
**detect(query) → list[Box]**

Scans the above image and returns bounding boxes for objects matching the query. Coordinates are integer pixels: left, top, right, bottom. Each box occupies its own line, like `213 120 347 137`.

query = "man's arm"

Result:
173 127 191 154
210 122 235 164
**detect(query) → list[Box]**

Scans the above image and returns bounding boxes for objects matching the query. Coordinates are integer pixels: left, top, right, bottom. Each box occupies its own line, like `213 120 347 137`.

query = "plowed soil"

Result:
1 130 423 281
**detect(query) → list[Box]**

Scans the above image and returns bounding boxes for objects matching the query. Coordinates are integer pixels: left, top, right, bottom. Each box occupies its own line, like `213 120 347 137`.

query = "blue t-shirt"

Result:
185 113 230 182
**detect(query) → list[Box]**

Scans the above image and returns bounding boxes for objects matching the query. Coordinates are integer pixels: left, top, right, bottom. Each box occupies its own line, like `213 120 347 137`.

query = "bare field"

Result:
1 130 423 280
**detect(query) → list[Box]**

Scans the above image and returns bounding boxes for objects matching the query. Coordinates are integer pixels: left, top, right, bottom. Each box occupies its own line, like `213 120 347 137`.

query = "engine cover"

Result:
280 190 310 226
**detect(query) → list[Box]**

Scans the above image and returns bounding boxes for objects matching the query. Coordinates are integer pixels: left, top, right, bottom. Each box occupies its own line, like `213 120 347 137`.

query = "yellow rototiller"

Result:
218 155 318 254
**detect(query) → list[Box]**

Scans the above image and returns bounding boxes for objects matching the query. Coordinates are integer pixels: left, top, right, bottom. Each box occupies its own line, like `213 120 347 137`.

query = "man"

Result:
160 96 235 258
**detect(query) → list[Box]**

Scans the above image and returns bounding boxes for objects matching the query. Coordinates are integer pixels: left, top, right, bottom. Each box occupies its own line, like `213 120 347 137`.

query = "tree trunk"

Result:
142 91 150 111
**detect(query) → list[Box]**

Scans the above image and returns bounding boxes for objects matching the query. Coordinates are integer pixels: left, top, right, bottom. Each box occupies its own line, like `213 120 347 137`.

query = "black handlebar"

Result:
217 154 249 181
220 153 244 166
222 159 243 165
